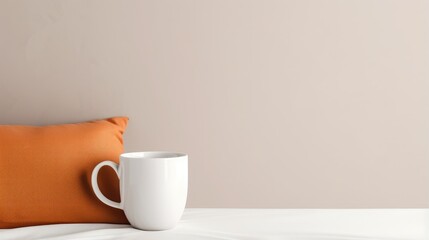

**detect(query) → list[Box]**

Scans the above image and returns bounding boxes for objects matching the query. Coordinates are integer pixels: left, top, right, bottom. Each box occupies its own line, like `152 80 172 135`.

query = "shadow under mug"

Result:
91 152 188 230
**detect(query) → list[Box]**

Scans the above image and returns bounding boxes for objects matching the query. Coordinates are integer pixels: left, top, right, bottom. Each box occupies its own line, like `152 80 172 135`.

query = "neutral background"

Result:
1 0 428 208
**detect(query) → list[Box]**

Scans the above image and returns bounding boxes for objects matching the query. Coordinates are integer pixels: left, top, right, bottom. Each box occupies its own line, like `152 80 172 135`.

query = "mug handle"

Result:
91 160 122 209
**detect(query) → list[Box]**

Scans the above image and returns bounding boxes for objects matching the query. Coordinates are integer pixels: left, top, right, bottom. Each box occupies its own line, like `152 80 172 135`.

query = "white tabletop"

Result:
0 208 428 240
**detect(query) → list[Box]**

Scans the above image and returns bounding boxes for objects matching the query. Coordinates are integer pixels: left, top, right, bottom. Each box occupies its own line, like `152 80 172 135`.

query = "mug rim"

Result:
120 151 187 159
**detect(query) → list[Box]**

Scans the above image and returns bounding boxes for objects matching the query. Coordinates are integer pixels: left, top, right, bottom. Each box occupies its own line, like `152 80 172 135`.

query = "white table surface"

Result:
0 208 428 240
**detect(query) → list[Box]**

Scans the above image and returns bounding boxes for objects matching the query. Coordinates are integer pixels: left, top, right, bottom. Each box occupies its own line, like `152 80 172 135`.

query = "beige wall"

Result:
1 0 428 208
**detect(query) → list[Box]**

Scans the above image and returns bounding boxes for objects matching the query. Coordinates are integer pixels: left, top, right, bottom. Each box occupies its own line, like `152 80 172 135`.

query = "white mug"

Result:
91 152 188 230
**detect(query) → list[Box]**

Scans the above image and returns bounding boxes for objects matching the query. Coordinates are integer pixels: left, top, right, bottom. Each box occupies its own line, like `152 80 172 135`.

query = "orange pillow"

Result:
0 117 129 228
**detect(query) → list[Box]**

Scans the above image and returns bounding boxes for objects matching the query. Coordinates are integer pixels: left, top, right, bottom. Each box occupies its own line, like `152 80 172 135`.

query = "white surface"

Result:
91 152 188 230
0 209 427 240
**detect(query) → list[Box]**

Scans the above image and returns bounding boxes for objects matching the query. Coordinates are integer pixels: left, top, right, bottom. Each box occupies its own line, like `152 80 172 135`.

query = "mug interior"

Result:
121 151 186 159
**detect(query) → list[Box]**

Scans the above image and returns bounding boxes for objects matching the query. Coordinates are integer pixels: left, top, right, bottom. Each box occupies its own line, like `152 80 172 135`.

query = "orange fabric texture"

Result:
0 117 129 228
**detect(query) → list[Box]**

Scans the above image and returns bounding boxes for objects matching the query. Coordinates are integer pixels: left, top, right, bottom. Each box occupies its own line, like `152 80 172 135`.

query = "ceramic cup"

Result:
91 152 188 230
